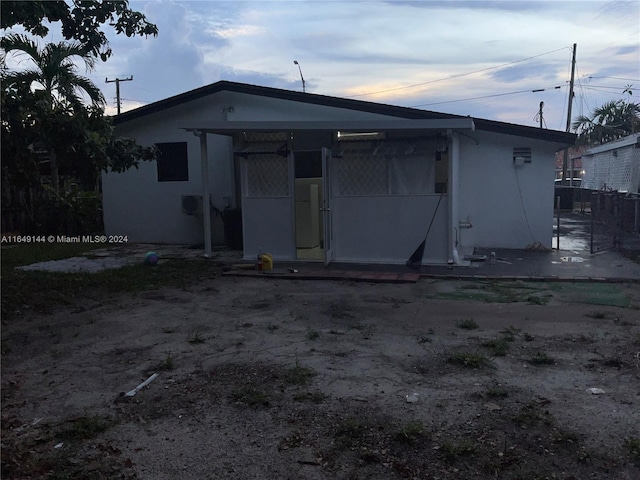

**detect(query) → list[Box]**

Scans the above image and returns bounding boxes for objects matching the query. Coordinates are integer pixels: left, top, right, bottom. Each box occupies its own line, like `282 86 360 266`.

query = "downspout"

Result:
195 130 212 257
447 129 460 264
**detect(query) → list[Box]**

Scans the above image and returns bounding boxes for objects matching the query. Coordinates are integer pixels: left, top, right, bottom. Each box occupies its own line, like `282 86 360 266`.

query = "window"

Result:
156 142 188 182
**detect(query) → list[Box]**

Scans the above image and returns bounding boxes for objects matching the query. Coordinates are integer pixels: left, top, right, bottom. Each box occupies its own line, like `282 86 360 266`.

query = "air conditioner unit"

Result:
181 194 203 215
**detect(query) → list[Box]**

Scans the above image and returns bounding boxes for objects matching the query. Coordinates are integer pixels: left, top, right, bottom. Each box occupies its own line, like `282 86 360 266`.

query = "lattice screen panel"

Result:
244 131 290 143
336 139 437 196
244 154 289 197
582 148 639 192
337 148 387 195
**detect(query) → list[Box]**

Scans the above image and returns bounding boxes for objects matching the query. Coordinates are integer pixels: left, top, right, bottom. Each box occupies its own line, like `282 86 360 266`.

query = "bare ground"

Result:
2 274 640 479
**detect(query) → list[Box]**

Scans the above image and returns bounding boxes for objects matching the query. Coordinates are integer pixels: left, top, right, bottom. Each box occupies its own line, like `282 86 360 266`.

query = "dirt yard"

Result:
2 272 640 479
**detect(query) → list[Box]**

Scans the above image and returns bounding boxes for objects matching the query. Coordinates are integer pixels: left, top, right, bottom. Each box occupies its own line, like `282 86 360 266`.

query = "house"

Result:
104 81 575 265
581 133 640 193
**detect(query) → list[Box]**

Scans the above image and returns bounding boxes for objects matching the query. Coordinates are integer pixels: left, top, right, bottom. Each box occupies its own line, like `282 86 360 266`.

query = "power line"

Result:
349 46 570 98
411 84 564 108
581 84 634 91
586 76 640 82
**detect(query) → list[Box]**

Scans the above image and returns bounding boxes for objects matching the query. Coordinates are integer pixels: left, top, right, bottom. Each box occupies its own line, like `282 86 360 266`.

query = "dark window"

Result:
294 151 322 178
156 142 188 182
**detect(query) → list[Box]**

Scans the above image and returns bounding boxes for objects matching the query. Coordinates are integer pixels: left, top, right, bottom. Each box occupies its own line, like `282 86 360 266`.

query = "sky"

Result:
6 0 640 130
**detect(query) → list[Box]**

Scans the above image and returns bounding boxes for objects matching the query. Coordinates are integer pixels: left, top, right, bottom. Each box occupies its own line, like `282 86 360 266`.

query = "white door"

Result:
321 147 334 264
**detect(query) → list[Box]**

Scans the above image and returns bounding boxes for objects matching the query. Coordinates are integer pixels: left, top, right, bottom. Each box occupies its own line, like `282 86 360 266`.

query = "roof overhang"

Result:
181 118 475 136
583 133 640 156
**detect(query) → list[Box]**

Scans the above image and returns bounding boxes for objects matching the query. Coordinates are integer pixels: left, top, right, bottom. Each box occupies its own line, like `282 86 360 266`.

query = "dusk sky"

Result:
7 0 640 129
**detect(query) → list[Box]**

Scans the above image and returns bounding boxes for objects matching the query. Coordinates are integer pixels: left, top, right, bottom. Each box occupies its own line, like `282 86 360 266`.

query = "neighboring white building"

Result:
581 133 640 193
104 81 575 265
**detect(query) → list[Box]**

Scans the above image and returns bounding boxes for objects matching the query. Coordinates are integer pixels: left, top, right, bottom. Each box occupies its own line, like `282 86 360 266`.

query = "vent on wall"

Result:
513 147 532 166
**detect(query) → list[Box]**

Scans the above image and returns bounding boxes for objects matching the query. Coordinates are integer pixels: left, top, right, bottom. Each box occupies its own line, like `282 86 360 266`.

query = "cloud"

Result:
215 66 303 90
86 0 639 126
489 61 565 83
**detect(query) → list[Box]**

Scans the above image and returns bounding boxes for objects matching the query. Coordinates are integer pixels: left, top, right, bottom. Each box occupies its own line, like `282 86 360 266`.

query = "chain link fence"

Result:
590 191 640 254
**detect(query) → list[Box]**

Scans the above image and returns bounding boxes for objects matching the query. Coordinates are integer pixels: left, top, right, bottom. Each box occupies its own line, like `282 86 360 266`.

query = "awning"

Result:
233 141 289 157
182 118 475 136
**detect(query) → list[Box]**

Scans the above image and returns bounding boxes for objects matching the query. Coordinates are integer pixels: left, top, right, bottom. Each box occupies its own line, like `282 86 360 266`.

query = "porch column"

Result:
448 130 460 264
195 130 212 257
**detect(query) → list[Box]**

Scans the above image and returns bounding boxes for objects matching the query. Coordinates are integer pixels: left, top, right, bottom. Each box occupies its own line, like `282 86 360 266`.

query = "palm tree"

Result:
572 100 640 146
1 33 104 110
1 33 105 190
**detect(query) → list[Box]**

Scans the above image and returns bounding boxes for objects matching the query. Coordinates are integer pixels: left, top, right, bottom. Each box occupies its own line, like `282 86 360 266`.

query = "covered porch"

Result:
183 119 475 265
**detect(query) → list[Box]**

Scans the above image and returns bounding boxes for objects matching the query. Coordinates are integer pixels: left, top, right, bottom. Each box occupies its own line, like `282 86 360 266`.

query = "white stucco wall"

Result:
457 131 558 250
332 195 448 264
104 95 237 244
104 87 565 260
104 90 405 246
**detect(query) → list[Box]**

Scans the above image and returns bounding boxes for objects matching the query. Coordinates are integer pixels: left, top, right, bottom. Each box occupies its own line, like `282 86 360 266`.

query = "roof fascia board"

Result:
472 118 576 144
584 133 640 155
114 80 575 145
182 119 475 135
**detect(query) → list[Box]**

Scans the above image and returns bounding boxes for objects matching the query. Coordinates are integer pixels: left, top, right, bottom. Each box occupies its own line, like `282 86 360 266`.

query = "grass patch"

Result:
188 331 205 344
499 325 521 339
283 363 316 386
156 353 174 371
457 318 479 330
512 402 554 427
306 329 320 340
624 437 640 460
528 352 555 365
59 414 111 441
439 439 476 463
230 387 270 407
1 244 219 318
447 351 493 369
481 337 510 356
393 421 428 445
527 294 550 305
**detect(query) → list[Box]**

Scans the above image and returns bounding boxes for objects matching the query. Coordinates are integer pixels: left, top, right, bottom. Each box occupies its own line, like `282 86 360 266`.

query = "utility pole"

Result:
105 76 133 115
538 101 544 128
562 43 577 185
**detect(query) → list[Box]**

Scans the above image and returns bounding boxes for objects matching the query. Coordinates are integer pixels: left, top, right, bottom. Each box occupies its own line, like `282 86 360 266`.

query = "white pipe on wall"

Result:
447 129 460 264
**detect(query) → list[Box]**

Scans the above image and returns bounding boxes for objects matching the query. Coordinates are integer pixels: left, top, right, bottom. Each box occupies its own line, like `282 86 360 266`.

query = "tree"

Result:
572 99 640 146
1 0 158 234
1 33 104 111
1 0 158 61
2 33 106 191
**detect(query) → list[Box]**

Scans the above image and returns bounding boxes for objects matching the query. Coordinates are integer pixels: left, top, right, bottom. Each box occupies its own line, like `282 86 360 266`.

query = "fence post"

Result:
556 196 561 250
